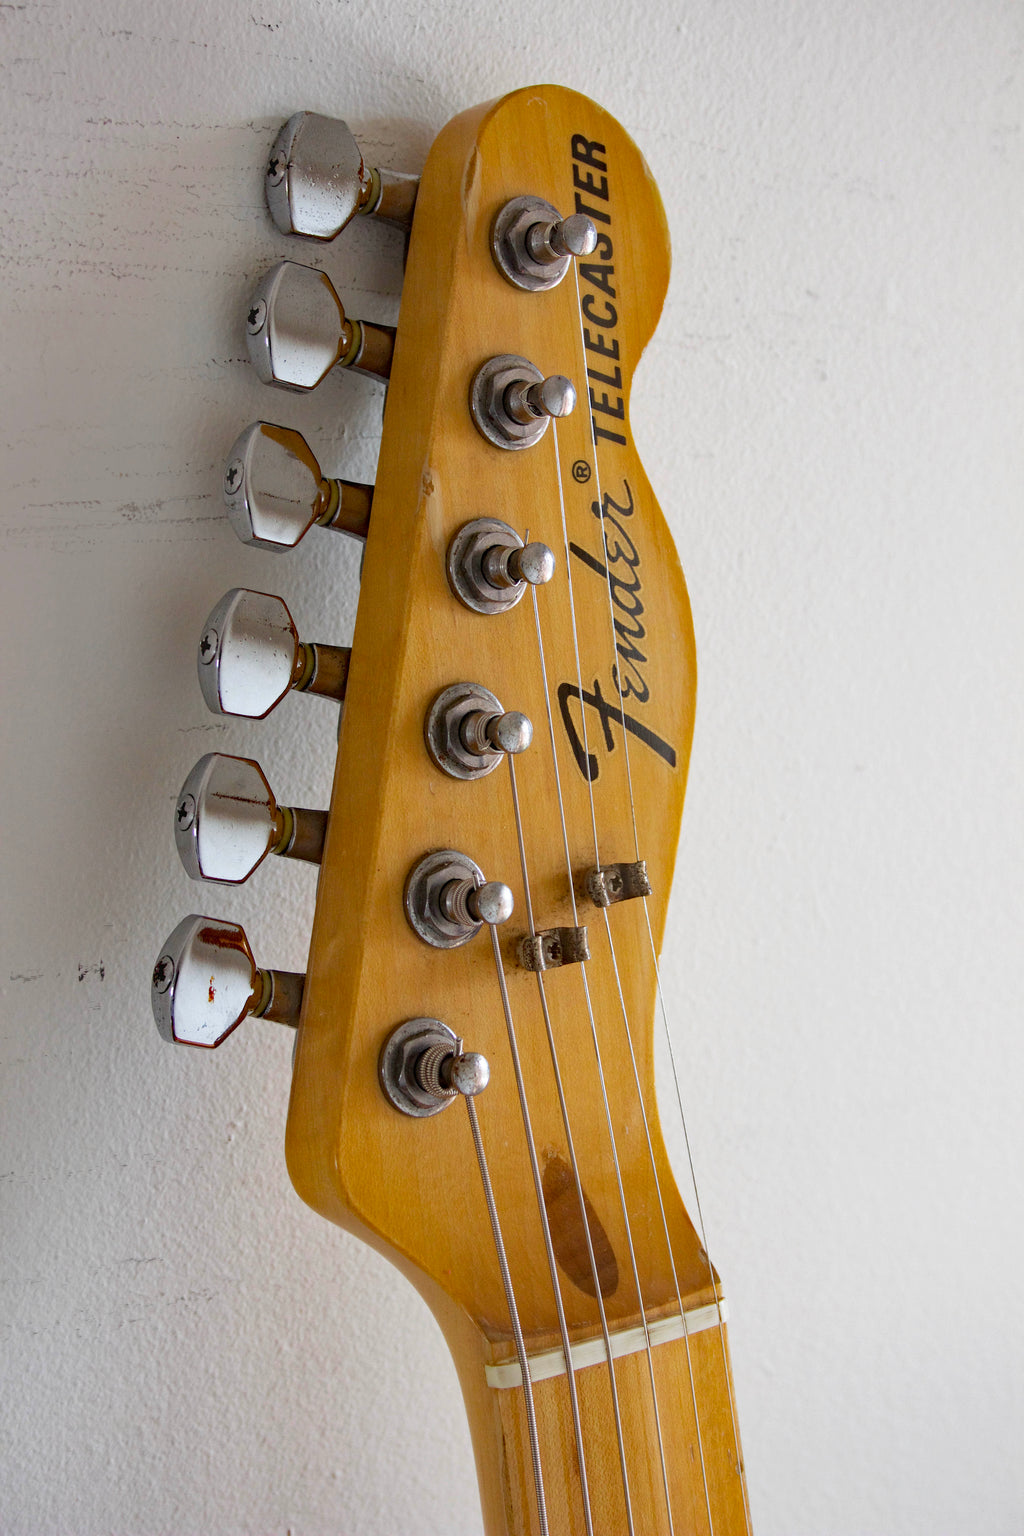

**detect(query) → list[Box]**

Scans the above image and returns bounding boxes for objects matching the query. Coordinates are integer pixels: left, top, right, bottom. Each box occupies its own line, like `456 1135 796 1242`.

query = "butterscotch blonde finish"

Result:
286 86 749 1534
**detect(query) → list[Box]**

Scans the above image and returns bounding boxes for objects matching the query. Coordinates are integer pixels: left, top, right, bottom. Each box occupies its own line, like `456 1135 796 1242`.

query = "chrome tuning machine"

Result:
246 260 395 391
491 195 598 292
197 588 350 719
224 423 372 552
266 111 418 241
151 915 303 1048
174 753 327 885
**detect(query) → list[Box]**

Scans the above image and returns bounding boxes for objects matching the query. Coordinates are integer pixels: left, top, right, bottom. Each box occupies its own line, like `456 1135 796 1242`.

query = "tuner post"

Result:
491 194 599 292
404 850 514 949
470 354 576 451
446 518 555 615
425 682 533 781
379 1018 491 1119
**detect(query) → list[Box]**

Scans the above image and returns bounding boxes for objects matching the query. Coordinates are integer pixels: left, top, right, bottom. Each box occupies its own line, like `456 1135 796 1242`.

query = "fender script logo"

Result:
558 480 677 783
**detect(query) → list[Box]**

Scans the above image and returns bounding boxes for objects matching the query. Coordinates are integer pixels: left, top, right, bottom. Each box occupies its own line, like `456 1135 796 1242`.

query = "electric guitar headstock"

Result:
153 85 751 1536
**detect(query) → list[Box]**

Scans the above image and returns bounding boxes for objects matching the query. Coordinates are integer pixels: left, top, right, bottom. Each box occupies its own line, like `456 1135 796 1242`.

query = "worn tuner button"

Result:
446 518 556 615
174 752 327 885
224 423 373 552
246 261 395 391
197 588 351 719
151 915 304 1048
470 354 576 450
492 194 599 292
266 111 418 240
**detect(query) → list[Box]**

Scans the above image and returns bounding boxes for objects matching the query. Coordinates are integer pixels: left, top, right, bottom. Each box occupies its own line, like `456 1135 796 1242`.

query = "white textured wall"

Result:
2 2 1022 1532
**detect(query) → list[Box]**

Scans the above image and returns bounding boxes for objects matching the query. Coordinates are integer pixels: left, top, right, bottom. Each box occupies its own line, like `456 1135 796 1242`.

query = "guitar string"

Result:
643 907 754 1534
535 422 677 1533
507 751 636 1536
563 274 714 1536
463 1083 549 1536
569 261 752 1534
484 917 597 1536
597 904 715 1536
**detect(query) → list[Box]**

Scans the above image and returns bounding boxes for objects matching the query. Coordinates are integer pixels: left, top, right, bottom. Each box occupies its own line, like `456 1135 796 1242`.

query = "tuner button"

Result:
266 112 418 240
224 422 324 551
174 753 275 884
151 915 259 1048
246 261 346 392
246 260 395 390
152 915 304 1047
266 112 368 240
197 588 299 718
175 752 328 883
197 590 351 719
224 423 374 551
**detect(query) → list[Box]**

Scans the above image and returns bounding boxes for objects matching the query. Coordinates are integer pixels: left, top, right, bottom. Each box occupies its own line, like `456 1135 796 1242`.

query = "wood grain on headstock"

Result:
286 85 748 1535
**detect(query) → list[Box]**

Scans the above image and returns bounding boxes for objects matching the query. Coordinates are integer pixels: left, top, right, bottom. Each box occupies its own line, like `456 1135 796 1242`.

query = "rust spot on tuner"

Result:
542 1151 619 1299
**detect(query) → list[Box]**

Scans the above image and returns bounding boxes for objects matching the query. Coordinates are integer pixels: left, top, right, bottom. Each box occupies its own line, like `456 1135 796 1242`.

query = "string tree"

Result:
446 518 555 615
224 422 373 553
197 588 351 719
518 926 590 972
491 194 598 292
152 915 303 1048
469 353 575 450
585 860 652 908
246 260 395 391
424 683 532 781
174 752 327 885
266 111 419 241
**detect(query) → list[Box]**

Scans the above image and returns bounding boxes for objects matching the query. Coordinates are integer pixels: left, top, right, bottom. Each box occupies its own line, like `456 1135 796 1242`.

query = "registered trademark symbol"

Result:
571 459 591 483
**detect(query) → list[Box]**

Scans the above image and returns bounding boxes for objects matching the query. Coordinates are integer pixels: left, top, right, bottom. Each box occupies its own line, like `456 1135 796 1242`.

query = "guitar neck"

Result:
448 1304 749 1536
